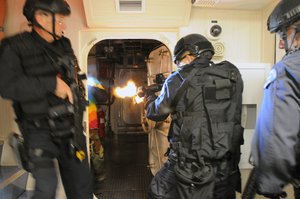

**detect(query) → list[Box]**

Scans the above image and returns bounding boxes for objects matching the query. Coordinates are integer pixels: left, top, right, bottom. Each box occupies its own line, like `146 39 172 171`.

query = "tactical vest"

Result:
170 61 244 186
4 32 73 119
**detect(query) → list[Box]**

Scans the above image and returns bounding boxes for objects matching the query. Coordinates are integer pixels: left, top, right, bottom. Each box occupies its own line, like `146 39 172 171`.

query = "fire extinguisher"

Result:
98 109 106 138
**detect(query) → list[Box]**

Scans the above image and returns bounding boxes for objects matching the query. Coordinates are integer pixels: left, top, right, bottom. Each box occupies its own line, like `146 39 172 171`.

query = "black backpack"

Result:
170 60 244 187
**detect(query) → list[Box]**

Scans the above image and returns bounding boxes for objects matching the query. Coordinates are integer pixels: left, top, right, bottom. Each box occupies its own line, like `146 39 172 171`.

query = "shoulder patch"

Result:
264 68 277 89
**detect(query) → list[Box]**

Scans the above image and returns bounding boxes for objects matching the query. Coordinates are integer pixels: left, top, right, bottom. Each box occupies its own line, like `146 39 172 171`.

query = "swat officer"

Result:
251 0 300 198
146 34 243 199
0 0 93 198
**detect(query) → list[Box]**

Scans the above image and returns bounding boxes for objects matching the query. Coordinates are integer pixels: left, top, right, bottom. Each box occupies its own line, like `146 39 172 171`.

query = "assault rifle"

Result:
137 73 166 98
49 55 88 162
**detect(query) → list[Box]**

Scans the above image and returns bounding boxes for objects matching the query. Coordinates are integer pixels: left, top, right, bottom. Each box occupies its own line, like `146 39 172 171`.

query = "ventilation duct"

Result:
83 0 191 28
212 41 225 57
115 0 145 13
193 0 220 7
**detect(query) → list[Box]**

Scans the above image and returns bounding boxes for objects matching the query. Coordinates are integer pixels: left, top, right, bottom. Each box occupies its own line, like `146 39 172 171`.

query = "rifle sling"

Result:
171 66 201 109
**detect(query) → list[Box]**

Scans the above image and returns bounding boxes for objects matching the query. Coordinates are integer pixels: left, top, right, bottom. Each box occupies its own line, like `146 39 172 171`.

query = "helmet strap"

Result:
31 12 59 41
51 13 58 41
281 26 300 54
280 28 289 53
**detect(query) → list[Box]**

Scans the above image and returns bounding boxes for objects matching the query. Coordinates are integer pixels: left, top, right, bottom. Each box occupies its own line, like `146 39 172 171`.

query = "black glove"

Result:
146 93 157 102
137 86 146 98
145 93 157 109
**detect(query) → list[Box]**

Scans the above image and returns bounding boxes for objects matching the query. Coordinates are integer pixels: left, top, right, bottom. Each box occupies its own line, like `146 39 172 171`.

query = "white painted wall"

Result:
181 7 263 63
237 63 270 168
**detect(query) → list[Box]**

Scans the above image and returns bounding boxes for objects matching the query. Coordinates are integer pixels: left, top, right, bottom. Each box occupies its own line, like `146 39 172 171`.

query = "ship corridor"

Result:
88 38 167 199
93 134 152 199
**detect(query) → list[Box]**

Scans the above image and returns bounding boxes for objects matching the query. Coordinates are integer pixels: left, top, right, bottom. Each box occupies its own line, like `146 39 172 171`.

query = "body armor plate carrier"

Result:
170 61 244 187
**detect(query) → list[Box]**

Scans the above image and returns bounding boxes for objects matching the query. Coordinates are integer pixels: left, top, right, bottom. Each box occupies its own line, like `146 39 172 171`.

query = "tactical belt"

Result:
171 142 231 164
24 117 73 138
29 118 50 128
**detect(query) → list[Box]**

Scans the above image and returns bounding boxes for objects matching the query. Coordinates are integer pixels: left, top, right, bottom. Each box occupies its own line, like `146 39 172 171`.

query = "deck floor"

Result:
93 133 153 199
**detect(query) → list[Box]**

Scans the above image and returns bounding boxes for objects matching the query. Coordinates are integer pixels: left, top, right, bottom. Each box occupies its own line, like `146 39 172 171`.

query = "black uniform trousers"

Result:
22 122 93 199
148 160 238 199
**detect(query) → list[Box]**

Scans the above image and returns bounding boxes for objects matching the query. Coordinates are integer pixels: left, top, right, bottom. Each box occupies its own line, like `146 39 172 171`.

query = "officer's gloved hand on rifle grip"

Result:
145 93 157 109
137 86 146 98
137 85 158 108
55 76 74 104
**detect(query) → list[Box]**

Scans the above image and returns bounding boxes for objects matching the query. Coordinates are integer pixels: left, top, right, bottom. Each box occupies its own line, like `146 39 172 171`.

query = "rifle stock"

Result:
242 168 257 199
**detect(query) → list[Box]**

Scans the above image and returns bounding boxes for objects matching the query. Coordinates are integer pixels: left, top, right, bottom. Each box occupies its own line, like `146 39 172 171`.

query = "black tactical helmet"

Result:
173 34 215 64
268 0 300 33
23 0 71 22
